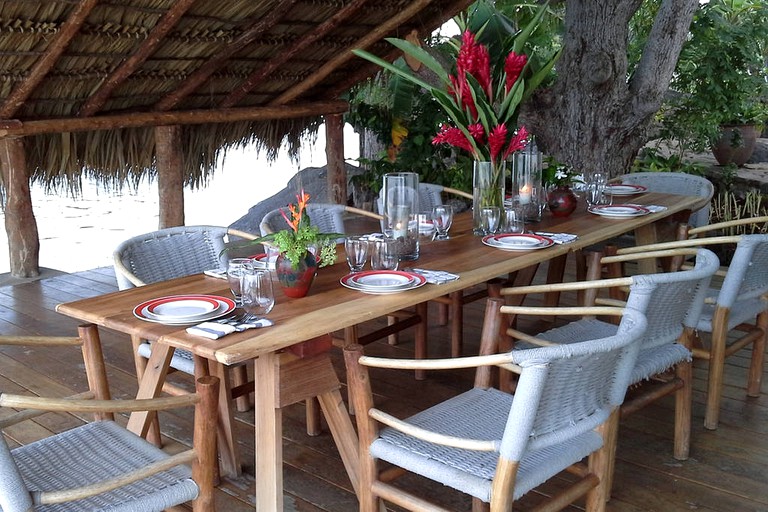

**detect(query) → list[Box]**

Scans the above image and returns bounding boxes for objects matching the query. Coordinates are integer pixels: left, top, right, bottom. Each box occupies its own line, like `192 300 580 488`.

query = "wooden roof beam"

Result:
0 100 348 138
78 0 197 117
154 1 299 111
271 0 436 106
220 0 369 108
0 0 99 118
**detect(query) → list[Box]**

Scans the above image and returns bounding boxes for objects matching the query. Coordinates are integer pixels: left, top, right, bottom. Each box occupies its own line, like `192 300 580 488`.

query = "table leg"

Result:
208 362 242 477
254 351 282 511
126 343 174 437
634 223 659 274
317 388 360 495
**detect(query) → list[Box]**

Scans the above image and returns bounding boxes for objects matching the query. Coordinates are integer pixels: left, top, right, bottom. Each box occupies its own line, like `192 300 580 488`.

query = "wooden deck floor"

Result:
0 263 766 511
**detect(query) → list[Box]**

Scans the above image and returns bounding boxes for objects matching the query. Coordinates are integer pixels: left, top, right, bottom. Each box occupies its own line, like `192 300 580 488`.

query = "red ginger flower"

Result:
432 125 474 153
504 52 527 93
503 126 530 159
488 125 508 162
280 190 311 232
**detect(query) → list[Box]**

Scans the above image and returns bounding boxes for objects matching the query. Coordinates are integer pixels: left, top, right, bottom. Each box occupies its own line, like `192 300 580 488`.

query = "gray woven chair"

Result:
503 248 720 462
617 220 768 430
0 332 219 512
344 298 646 511
612 172 715 228
113 225 257 476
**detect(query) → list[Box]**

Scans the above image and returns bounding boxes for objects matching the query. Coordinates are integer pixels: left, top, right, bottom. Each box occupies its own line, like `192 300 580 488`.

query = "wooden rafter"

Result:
271 0 436 106
0 0 99 118
220 0 369 108
154 1 300 111
78 0 197 117
0 101 349 138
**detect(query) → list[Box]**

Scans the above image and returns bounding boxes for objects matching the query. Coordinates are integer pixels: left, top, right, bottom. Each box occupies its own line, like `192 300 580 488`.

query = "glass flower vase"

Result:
472 161 505 235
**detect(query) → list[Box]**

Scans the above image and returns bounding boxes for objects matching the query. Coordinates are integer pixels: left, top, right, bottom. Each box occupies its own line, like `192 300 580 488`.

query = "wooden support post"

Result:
325 113 346 204
155 125 185 228
0 137 40 277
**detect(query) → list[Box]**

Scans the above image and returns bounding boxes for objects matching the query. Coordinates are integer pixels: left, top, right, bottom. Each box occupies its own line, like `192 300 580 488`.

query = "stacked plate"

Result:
133 294 236 325
482 233 554 251
340 270 427 295
588 204 650 218
605 183 647 196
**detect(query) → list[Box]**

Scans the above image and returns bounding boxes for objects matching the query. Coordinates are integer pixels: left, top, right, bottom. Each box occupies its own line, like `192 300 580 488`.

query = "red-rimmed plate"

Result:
588 204 650 218
146 296 220 320
606 184 648 196
133 294 236 325
340 270 427 294
482 233 554 251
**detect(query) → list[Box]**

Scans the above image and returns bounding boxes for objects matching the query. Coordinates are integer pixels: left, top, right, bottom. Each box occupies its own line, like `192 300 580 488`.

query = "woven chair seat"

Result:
372 387 603 502
137 342 195 374
5 421 198 512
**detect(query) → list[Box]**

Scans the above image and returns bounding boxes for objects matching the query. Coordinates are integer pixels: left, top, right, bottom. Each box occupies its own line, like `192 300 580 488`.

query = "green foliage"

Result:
631 147 709 175
662 0 768 149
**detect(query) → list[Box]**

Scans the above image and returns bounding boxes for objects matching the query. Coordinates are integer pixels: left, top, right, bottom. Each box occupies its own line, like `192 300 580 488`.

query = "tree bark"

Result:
155 125 185 228
526 0 699 178
0 137 40 277
325 114 346 204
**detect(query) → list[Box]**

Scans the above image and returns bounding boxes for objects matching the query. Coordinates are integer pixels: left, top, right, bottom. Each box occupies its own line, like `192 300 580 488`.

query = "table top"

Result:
56 192 702 365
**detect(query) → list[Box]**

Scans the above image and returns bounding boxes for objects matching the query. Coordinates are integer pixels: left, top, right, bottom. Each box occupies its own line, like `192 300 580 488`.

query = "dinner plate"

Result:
134 294 236 325
146 296 219 320
588 204 650 218
482 233 554 251
606 184 648 196
340 270 427 294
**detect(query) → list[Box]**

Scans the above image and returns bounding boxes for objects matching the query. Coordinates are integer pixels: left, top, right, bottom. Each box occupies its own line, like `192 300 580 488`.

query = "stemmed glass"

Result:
226 258 253 306
240 269 274 321
431 204 454 240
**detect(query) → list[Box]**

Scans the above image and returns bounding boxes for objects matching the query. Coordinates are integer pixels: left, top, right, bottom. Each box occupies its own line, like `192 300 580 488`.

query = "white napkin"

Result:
410 269 460 285
186 319 274 339
532 232 578 244
626 204 668 213
204 269 227 279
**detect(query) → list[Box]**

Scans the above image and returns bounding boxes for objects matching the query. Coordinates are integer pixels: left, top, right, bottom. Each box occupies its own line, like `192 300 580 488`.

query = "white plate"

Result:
606 184 647 196
134 295 236 325
588 204 650 218
147 297 218 320
482 234 554 251
340 271 427 294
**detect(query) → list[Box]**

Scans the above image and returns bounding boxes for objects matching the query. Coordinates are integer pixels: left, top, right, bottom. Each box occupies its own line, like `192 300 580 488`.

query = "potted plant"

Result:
226 190 340 298
665 0 768 166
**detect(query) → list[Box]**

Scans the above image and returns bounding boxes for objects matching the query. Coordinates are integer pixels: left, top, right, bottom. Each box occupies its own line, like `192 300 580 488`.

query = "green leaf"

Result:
352 49 436 93
512 1 550 54
522 47 561 102
384 38 451 85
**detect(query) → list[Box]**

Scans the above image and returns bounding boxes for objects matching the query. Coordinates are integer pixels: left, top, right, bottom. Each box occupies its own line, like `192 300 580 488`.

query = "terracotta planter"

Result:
275 252 317 298
711 124 759 167
547 186 578 218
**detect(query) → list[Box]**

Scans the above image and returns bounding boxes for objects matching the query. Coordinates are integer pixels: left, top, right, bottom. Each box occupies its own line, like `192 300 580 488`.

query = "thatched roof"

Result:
0 0 472 191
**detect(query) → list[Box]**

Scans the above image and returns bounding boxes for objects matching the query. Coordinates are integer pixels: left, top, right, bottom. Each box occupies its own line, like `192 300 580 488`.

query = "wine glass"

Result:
240 269 274 321
431 204 454 240
226 258 253 306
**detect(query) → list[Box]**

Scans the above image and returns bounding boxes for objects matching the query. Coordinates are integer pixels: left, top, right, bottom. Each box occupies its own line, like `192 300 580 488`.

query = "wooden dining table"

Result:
56 191 703 510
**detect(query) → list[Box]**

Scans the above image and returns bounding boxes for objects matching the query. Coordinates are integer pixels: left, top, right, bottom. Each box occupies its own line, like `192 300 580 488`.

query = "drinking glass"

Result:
240 269 274 320
502 206 525 234
585 172 609 208
226 258 253 306
371 238 399 271
431 204 454 240
479 206 501 235
344 235 369 273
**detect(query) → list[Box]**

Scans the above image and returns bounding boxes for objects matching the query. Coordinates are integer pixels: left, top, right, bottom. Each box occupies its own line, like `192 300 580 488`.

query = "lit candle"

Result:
390 205 410 239
518 184 532 205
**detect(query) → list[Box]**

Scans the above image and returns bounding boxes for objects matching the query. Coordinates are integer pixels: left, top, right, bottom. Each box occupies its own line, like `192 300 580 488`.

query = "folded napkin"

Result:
532 232 578 245
409 268 460 285
626 204 668 213
204 269 227 279
186 318 274 339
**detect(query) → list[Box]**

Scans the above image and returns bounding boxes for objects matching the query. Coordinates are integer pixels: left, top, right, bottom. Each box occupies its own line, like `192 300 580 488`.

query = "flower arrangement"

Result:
352 2 558 174
542 156 582 189
229 190 340 270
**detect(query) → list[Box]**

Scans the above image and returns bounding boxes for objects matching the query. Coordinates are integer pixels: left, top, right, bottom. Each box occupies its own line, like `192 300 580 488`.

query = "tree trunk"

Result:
526 0 699 178
0 137 40 277
325 113 346 204
155 125 184 228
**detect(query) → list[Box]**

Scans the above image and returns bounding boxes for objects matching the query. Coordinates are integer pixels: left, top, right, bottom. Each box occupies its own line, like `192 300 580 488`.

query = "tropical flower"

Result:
542 157 583 188
352 2 558 172
226 190 340 269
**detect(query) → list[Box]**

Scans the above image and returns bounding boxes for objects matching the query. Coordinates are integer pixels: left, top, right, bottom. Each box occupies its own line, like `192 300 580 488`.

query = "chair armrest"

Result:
0 393 199 414
688 215 768 237
358 351 515 371
0 336 82 347
602 247 701 263
345 205 384 220
227 228 259 240
500 277 632 296
442 186 473 200
500 305 625 318
615 236 741 255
